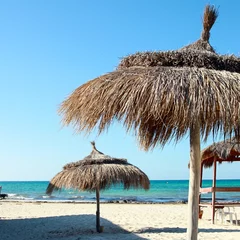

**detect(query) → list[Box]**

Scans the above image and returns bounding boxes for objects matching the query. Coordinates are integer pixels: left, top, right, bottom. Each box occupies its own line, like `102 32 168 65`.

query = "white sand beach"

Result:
0 202 240 240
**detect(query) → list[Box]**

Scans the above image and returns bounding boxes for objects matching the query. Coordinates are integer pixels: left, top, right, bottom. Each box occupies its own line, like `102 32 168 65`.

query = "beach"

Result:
1 201 240 240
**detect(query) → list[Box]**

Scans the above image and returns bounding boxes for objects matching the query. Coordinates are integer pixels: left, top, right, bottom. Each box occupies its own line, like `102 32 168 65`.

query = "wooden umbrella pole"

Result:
187 121 201 240
198 162 203 215
96 186 100 233
211 156 217 224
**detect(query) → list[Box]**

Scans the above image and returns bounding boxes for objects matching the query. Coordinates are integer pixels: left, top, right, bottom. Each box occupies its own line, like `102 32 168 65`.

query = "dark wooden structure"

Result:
199 139 240 223
0 186 8 200
0 194 8 199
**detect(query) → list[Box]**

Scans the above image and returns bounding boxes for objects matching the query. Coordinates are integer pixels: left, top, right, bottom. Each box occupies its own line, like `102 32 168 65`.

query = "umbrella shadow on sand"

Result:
0 214 148 240
136 227 240 234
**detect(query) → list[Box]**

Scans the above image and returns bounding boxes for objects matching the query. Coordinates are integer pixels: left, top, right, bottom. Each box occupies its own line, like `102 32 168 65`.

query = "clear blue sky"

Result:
0 0 239 181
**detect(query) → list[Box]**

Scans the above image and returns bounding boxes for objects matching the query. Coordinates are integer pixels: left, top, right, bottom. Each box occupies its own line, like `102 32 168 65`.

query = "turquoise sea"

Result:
1 180 240 203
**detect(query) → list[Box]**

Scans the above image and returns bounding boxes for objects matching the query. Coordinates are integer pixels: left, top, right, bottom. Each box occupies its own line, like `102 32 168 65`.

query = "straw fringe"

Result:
47 163 150 194
59 67 240 150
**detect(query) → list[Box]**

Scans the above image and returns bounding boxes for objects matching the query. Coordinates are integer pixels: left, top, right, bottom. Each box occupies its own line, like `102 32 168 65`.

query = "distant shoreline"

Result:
1 200 240 205
1 179 240 203
1 179 240 182
0 199 187 204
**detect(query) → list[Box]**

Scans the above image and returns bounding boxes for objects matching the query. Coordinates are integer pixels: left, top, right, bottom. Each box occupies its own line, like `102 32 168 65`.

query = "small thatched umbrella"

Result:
201 138 240 168
199 138 240 223
46 142 150 233
59 5 240 240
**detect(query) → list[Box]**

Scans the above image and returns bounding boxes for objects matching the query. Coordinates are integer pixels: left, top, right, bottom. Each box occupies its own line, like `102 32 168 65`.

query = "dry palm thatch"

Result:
60 6 240 150
58 5 240 240
47 141 149 193
201 138 240 168
46 141 149 233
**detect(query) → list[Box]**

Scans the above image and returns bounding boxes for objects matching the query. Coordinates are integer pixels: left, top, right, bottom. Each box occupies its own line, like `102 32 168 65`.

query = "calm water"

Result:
1 180 240 203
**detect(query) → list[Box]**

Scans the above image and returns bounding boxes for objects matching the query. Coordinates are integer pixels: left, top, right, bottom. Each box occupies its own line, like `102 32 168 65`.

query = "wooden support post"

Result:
211 156 217 224
96 187 100 233
199 162 203 215
187 121 201 240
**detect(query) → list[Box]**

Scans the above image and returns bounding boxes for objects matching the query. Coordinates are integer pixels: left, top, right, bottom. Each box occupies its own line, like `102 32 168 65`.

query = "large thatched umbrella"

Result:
59 5 240 240
46 141 149 233
199 138 240 223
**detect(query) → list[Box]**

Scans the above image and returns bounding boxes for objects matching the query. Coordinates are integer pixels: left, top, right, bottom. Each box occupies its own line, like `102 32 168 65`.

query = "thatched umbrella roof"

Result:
58 5 240 240
60 6 240 150
46 142 149 233
47 142 149 193
201 138 240 168
46 141 149 193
